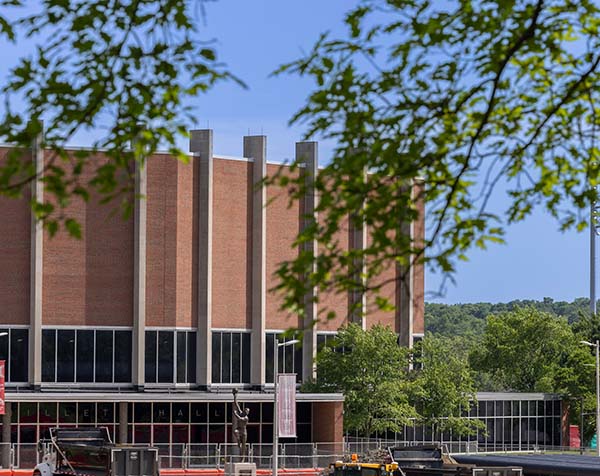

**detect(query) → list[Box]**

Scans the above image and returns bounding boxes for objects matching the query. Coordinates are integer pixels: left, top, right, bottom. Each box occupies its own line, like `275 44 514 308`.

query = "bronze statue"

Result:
232 389 250 461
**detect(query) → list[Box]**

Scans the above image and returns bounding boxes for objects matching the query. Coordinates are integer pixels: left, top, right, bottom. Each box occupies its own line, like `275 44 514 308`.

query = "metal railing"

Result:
4 440 587 470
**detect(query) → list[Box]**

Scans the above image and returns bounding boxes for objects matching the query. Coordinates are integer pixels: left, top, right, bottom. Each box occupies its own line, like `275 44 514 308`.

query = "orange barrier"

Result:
156 469 322 476
11 471 33 476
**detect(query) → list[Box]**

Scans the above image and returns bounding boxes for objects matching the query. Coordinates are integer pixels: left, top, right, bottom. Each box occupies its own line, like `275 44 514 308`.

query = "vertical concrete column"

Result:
2 403 11 467
133 156 147 390
297 142 318 382
245 136 267 387
118 402 128 443
348 167 368 330
396 184 414 348
191 130 213 388
29 123 44 389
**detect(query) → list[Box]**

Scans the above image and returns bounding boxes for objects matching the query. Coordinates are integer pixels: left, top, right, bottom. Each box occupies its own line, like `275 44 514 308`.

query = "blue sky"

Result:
1 0 592 304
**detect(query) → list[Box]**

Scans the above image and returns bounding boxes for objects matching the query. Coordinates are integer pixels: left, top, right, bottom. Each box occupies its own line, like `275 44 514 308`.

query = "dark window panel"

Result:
297 403 312 424
172 425 189 444
209 403 225 423
57 330 75 382
19 403 37 424
212 333 221 383
153 425 170 444
242 333 251 383
537 401 545 416
154 402 170 423
265 334 275 383
231 333 241 383
145 331 157 383
294 344 303 383
58 403 76 423
76 330 94 383
10 328 28 382
173 403 189 423
78 403 95 424
187 332 196 384
41 330 56 382
191 403 207 423
553 400 561 417
134 403 152 423
222 333 231 384
97 403 114 423
190 425 207 444
134 425 151 444
157 331 174 383
19 426 36 443
95 331 113 383
39 403 57 424
208 425 225 444
114 331 132 383
176 332 186 384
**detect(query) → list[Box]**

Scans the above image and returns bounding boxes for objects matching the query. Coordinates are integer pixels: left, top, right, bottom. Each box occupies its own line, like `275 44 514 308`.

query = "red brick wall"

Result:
176 159 195 328
266 164 301 330
146 154 179 327
0 148 31 325
43 151 134 326
312 401 344 444
212 158 252 329
318 215 350 332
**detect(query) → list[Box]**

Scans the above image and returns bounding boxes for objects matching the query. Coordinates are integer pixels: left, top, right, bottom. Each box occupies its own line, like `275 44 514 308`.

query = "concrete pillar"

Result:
348 166 367 330
29 122 44 389
191 129 213 388
245 136 267 387
297 142 319 382
118 402 128 444
133 156 147 390
396 185 414 348
2 403 11 468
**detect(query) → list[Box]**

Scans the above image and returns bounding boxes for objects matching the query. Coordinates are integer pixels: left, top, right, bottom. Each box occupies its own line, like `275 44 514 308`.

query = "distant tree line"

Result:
426 297 591 337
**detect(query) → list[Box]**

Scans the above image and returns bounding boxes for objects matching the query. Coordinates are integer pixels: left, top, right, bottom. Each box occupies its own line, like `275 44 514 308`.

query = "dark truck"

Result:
328 445 522 476
33 427 159 476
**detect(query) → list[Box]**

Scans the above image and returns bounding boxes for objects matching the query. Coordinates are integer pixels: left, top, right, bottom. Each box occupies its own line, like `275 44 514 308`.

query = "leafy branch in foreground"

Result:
0 0 241 234
270 0 600 323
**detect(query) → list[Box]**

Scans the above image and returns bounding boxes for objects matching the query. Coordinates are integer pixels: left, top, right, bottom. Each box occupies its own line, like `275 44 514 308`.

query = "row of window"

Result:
9 328 307 385
42 329 132 383
145 330 196 384
6 401 314 445
0 329 28 383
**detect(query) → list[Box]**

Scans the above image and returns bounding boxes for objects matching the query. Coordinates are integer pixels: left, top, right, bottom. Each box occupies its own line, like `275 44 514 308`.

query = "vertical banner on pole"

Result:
277 374 296 438
0 360 5 415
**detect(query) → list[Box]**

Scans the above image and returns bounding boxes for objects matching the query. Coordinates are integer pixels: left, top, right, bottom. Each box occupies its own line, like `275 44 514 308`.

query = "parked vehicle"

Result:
34 427 159 476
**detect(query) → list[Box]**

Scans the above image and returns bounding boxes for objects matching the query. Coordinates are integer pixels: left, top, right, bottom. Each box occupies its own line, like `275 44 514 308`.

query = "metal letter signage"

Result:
277 374 296 438
0 360 5 415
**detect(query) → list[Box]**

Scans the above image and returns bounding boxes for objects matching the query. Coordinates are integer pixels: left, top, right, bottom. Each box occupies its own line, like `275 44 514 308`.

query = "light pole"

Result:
273 338 299 476
581 340 600 456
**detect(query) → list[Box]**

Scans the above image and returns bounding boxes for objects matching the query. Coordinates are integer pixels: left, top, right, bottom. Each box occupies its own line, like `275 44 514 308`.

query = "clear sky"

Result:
1 0 593 304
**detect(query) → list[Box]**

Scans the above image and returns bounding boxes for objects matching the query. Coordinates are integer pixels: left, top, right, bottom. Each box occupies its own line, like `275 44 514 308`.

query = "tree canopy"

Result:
0 0 238 235
305 324 479 437
272 0 600 323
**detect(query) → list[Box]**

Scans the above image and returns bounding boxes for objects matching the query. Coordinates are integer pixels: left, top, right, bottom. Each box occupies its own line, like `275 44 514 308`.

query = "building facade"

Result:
0 129 425 462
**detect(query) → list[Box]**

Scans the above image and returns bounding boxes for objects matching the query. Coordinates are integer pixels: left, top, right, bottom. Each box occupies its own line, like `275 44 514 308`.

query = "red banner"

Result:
277 374 297 438
0 360 5 415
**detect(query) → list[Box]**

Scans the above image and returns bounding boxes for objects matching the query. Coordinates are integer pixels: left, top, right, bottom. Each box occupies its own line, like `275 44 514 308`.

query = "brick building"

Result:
0 129 424 461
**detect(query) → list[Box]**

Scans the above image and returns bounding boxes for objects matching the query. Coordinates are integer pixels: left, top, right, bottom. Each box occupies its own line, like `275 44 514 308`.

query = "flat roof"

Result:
5 391 344 403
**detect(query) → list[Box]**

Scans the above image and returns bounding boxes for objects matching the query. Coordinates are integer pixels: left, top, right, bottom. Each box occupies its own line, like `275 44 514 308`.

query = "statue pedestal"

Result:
225 462 256 476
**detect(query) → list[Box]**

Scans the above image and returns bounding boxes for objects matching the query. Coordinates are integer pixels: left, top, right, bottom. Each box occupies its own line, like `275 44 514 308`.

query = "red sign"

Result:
0 360 5 415
569 424 581 448
277 374 297 438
